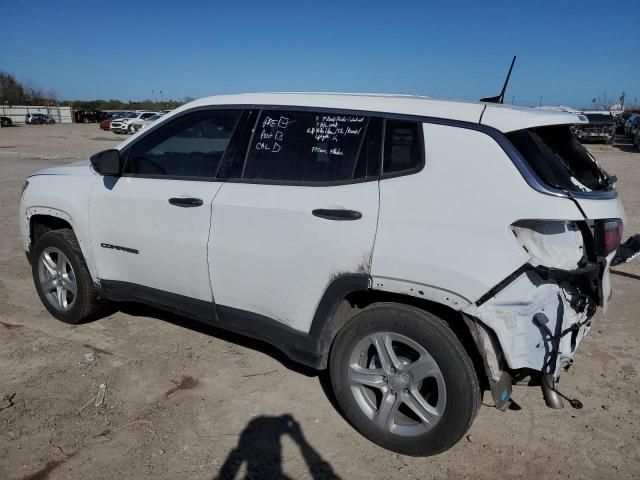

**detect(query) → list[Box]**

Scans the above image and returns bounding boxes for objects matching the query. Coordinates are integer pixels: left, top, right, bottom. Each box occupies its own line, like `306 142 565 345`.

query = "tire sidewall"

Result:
330 304 479 456
31 231 92 324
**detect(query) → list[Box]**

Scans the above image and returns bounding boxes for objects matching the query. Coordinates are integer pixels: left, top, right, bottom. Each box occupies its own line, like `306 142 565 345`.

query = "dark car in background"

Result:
624 114 640 137
0 116 12 127
617 111 632 133
74 110 110 124
573 111 615 144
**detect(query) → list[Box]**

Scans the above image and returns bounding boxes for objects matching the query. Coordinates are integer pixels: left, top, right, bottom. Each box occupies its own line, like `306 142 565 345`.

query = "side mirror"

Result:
90 149 122 176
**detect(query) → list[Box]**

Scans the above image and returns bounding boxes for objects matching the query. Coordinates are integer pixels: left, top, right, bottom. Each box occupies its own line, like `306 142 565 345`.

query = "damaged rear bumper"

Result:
461 220 640 410
463 261 604 410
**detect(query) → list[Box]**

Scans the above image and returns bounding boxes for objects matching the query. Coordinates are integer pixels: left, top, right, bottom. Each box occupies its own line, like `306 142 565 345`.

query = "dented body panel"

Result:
18 94 632 397
370 123 587 305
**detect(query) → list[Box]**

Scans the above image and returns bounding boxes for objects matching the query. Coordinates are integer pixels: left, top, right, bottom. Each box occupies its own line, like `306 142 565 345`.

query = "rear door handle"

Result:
312 209 362 221
168 197 203 208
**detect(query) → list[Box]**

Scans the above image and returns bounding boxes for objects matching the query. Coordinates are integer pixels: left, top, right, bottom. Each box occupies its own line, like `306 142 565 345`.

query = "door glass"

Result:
242 110 370 182
383 120 422 174
124 110 242 178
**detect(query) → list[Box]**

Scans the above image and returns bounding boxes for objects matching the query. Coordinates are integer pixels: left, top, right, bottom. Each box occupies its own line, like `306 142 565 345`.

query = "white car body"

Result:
20 92 634 415
110 111 157 134
132 113 163 132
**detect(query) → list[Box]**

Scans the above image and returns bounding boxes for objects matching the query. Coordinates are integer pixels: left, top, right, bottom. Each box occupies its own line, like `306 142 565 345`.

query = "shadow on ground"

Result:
610 135 638 153
112 302 318 376
215 414 341 480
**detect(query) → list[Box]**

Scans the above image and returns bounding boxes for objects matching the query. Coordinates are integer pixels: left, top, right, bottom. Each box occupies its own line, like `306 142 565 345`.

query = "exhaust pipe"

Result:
541 374 564 409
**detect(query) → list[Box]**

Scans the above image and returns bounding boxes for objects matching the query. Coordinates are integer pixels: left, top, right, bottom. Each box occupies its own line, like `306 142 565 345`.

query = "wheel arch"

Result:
26 208 98 283
311 276 490 390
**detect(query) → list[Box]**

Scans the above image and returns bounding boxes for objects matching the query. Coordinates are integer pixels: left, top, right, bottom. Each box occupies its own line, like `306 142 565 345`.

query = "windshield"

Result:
507 125 613 193
125 112 138 118
585 114 613 123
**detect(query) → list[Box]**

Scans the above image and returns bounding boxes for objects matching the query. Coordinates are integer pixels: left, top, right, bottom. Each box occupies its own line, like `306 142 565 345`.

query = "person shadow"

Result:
216 414 341 480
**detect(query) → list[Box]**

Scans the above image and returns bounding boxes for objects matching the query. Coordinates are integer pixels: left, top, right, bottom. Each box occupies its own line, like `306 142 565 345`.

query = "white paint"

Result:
371 123 587 306
511 221 584 270
115 93 586 154
88 177 223 301
20 169 100 281
18 94 628 381
209 182 378 330
464 272 591 378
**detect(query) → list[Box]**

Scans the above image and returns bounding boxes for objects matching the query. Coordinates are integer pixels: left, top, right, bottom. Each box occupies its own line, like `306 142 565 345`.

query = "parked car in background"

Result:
75 110 110 124
110 111 157 134
20 93 639 456
573 111 616 143
0 116 12 127
99 118 112 131
617 111 632 133
633 126 640 149
99 112 128 131
624 114 640 137
25 113 56 125
131 113 163 132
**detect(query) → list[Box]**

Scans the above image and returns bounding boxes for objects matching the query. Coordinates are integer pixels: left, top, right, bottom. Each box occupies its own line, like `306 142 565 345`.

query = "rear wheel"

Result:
32 229 100 324
329 303 480 456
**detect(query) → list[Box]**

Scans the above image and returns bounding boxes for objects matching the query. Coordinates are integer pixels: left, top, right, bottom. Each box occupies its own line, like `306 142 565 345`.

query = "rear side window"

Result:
124 110 241 178
242 110 370 182
507 125 612 192
383 120 423 174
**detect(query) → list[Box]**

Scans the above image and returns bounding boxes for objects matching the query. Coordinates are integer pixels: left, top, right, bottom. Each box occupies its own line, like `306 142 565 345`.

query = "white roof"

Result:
179 92 586 133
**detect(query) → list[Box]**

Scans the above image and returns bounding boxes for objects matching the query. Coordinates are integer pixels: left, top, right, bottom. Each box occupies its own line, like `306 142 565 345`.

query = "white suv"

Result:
110 111 157 134
19 93 639 455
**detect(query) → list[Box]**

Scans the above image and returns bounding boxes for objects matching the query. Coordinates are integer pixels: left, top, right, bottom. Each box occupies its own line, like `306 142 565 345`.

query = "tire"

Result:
128 125 136 134
329 303 480 456
31 229 100 324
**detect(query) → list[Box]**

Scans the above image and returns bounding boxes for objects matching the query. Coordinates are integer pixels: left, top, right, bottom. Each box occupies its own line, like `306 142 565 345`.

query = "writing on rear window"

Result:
244 110 369 182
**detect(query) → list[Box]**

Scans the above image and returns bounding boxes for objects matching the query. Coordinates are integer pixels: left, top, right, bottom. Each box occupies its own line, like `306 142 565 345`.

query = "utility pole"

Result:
539 96 542 107
620 92 626 111
511 95 514 105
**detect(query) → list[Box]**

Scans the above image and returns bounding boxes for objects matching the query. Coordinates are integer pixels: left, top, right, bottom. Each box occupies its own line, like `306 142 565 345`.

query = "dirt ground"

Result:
1 124 639 480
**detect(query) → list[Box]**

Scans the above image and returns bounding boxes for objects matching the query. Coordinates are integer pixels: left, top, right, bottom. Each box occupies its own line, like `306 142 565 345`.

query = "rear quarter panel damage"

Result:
371 123 613 379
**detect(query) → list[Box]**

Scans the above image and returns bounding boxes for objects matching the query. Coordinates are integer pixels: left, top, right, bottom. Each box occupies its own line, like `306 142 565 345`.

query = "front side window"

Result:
242 110 370 182
383 120 423 174
124 109 241 178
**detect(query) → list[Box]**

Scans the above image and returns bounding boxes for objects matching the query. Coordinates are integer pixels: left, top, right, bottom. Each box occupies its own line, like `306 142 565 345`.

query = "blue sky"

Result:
1 0 638 108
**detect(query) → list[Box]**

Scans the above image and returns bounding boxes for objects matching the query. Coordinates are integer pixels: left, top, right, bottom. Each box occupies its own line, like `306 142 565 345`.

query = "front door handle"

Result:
168 197 203 208
312 209 362 221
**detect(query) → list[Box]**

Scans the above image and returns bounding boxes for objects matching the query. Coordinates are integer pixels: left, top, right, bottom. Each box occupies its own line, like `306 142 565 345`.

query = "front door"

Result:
210 109 382 332
89 109 244 301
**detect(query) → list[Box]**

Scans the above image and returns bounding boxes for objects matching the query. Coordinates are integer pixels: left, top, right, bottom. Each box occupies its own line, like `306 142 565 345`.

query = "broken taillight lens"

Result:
595 219 623 256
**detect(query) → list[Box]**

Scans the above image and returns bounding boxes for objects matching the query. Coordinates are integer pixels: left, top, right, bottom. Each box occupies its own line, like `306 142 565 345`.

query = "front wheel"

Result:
329 303 480 456
31 229 101 324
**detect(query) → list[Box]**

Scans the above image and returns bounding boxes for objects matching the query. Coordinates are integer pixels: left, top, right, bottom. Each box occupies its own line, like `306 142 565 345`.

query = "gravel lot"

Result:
1 124 639 480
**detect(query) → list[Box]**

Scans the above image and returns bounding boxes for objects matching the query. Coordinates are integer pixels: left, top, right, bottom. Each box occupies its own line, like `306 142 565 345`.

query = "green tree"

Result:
0 71 26 104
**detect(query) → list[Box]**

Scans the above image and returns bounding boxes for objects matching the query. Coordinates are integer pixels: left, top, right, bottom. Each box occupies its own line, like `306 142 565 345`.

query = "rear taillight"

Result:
595 219 623 256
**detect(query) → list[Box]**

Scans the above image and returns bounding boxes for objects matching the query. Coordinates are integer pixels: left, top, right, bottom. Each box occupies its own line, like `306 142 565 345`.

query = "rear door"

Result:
209 109 382 332
89 108 244 301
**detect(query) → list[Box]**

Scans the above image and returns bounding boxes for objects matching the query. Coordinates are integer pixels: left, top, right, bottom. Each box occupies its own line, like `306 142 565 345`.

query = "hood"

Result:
31 159 95 177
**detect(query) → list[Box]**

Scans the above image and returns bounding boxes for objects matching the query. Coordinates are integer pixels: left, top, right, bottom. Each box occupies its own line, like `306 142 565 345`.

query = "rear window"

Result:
242 110 371 182
506 125 613 192
585 114 613 123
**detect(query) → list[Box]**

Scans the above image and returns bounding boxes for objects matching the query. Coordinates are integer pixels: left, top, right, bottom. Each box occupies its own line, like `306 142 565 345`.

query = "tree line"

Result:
0 71 190 110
